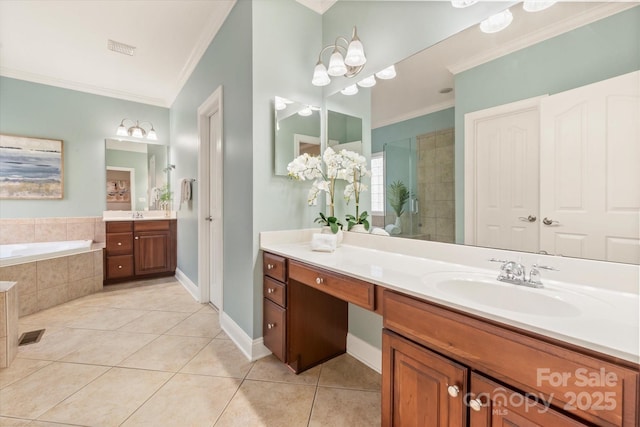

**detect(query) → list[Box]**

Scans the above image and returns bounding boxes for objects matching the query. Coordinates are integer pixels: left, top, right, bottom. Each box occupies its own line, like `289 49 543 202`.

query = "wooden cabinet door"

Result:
382 330 468 427
134 230 171 275
469 373 588 427
263 298 286 362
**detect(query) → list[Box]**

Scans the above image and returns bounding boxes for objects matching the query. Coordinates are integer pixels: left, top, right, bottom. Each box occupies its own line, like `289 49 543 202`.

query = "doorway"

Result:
197 86 224 309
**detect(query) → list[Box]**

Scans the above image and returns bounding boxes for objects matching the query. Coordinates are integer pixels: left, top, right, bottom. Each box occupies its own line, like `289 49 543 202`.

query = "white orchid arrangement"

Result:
341 150 371 230
287 146 370 233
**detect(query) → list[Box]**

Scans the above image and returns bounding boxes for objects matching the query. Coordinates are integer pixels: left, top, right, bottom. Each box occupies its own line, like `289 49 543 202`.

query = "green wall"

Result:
454 7 640 242
275 110 321 175
0 76 169 218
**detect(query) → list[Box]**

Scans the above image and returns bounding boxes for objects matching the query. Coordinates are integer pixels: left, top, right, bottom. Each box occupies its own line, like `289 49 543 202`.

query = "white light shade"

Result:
327 50 347 77
147 129 158 141
480 9 513 34
523 0 556 12
344 39 366 67
357 75 376 88
340 84 359 96
131 127 144 138
116 124 128 136
298 106 313 117
311 62 331 86
451 0 478 8
375 65 396 80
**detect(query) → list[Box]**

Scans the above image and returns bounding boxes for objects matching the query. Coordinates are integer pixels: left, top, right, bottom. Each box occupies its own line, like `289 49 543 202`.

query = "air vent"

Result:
18 329 45 346
108 39 136 56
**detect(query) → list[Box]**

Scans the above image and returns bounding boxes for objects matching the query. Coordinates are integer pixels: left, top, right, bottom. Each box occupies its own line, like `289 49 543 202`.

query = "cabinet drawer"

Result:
106 221 132 233
383 291 638 427
106 255 134 279
106 232 133 255
289 260 374 310
263 252 287 282
263 298 286 362
469 373 587 427
134 220 171 232
264 276 286 308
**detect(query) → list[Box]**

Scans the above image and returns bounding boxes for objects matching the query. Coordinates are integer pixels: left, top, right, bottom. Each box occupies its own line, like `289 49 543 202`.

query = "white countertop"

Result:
260 230 639 364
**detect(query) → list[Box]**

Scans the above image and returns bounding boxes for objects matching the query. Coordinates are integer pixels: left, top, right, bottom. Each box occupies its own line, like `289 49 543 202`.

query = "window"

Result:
370 152 384 214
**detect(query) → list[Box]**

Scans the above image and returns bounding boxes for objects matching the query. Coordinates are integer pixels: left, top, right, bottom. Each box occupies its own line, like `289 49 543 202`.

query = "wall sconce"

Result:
312 26 367 87
116 119 158 141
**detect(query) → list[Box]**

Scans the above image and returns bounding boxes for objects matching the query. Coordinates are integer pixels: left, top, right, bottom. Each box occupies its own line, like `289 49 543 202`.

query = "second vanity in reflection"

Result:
261 231 639 427
103 212 177 284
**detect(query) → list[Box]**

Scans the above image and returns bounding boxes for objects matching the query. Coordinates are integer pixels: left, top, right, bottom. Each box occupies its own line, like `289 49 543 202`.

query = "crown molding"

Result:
448 2 638 75
372 99 455 130
295 0 338 14
0 67 167 107
167 0 236 107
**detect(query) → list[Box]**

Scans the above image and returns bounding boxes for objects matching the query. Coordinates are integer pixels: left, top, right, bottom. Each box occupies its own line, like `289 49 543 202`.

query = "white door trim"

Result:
464 95 547 246
197 86 224 308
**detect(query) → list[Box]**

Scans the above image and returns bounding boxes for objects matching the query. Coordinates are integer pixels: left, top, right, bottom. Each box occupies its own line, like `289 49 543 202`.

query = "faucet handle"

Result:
488 258 509 263
532 264 559 271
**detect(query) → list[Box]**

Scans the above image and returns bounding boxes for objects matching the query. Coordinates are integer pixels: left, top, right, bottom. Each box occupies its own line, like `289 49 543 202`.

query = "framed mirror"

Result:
105 139 169 211
274 97 321 176
358 3 639 264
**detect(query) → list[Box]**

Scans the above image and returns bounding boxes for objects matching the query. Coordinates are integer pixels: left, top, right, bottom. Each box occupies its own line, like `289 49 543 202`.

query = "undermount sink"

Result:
422 272 583 317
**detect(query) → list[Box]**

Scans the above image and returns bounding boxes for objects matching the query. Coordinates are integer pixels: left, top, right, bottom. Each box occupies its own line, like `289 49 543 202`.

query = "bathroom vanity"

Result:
103 215 177 284
260 230 639 427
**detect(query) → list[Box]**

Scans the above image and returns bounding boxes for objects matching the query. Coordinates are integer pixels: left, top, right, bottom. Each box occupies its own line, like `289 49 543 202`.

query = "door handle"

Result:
205 216 213 222
543 217 560 226
518 215 537 223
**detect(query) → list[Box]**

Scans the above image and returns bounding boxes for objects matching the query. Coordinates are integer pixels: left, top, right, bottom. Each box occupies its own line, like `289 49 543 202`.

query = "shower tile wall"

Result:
0 217 105 245
416 129 455 243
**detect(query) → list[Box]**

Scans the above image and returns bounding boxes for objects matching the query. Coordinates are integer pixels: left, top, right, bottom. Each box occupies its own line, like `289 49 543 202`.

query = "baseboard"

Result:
347 333 382 374
175 268 200 302
219 311 271 362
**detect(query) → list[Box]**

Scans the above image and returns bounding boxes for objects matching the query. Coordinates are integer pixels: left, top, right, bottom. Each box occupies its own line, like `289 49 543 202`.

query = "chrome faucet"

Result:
132 211 144 219
489 258 558 288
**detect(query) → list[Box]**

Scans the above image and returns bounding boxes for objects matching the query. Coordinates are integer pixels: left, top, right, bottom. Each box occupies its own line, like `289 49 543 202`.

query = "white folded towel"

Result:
180 179 192 206
385 224 401 235
310 233 337 252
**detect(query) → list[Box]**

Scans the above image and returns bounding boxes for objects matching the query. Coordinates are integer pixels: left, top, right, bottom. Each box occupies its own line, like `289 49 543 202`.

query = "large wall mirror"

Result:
350 2 639 264
105 139 169 211
274 97 321 176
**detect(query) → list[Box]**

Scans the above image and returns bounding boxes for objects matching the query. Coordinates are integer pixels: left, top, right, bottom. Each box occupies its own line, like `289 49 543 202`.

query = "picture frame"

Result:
0 134 64 199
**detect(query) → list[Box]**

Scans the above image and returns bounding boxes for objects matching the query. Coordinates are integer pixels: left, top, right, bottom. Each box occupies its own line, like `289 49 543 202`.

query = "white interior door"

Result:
208 110 223 308
540 71 640 263
465 97 542 253
197 86 223 309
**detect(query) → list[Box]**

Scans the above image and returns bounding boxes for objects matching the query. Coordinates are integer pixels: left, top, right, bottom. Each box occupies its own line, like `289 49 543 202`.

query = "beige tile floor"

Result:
0 277 381 427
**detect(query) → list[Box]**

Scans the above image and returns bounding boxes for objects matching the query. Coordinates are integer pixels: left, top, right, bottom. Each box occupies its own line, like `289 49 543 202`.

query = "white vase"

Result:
350 224 368 233
321 226 343 246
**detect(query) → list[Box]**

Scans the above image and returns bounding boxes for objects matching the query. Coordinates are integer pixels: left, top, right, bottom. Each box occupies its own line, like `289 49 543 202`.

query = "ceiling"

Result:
0 0 634 118
0 0 235 107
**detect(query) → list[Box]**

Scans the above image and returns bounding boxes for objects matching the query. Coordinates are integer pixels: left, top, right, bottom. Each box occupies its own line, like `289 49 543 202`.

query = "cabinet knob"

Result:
118 265 122 269
469 398 483 412
135 236 139 240
117 242 122 246
447 385 460 398
315 277 324 285
266 263 274 270
267 323 275 329
267 288 275 294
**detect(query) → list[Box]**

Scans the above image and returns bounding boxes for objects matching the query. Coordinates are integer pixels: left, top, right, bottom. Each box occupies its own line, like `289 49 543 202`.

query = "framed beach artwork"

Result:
0 134 64 199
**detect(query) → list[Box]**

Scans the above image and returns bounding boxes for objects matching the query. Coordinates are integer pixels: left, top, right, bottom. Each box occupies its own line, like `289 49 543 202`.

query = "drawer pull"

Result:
447 385 460 398
267 323 276 329
118 265 123 269
266 263 274 270
267 288 275 294
135 236 139 240
469 398 483 412
117 242 122 246
315 277 324 285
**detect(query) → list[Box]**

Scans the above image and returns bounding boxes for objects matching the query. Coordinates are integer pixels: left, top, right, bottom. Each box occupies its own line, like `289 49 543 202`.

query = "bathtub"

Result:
0 240 94 267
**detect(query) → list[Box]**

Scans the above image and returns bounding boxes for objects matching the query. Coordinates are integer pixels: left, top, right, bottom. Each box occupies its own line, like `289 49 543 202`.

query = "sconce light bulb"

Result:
116 124 128 137
451 0 478 8
147 129 158 141
340 84 359 96
375 65 397 80
357 75 377 88
523 0 557 12
480 9 513 34
312 62 331 86
327 49 348 77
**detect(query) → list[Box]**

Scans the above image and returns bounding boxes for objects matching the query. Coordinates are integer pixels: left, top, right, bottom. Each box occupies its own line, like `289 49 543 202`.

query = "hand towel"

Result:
311 233 337 252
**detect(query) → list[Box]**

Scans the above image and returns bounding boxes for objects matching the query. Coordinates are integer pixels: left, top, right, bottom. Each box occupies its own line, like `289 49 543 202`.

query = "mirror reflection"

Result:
328 110 363 154
105 139 169 211
274 97 321 175
362 3 639 264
